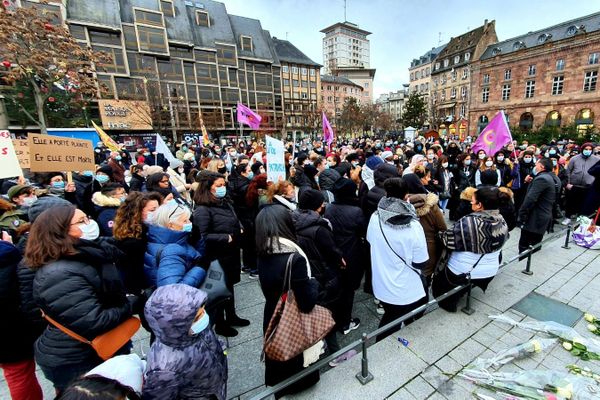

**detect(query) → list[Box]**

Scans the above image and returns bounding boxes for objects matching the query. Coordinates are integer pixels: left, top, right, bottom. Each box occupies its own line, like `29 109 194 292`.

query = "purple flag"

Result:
471 110 513 156
236 102 262 130
322 112 334 148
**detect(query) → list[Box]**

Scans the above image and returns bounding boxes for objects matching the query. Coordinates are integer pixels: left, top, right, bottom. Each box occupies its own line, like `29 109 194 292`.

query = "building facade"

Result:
376 87 409 128
320 74 363 125
469 12 600 136
273 38 321 135
321 21 371 73
334 66 375 104
409 44 446 104
431 20 497 134
5 0 320 138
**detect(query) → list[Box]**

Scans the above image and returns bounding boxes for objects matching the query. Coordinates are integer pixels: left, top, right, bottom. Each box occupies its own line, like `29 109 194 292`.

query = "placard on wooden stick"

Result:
12 138 30 168
29 133 95 172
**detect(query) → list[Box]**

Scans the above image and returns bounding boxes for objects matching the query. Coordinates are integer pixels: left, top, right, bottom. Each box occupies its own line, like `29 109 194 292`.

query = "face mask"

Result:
181 222 193 232
523 157 532 163
532 168 539 176
497 156 504 162
485 160 494 167
144 211 156 224
144 152 151 156
217 167 227 174
51 181 65 189
214 186 226 198
549 150 557 155
386 161 394 165
478 154 485 160
544 152 549 158
96 175 110 184
229 152 237 158
303 159 312 166
328 162 336 167
464 160 472 166
182 146 188 151
119 195 127 203
352 161 359 167
520 145 527 150
177 167 184 174
95 149 101 153
427 154 434 160
190 312 210 335
82 171 94 177
79 219 100 241
115 156 122 161
246 172 254 180
22 196 38 207
583 149 592 157
552 159 558 167
442 162 449 168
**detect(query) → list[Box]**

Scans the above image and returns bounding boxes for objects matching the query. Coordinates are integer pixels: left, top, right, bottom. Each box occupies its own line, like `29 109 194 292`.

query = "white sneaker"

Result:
561 218 572 226
376 304 385 315
373 298 380 305
342 318 361 335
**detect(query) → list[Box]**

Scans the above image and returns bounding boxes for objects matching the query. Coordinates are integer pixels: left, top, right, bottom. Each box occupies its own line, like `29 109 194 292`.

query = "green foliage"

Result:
511 124 600 144
401 92 427 129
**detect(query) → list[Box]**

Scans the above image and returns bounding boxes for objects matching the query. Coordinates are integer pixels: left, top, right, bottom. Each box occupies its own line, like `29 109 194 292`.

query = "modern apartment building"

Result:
320 74 363 125
469 12 600 136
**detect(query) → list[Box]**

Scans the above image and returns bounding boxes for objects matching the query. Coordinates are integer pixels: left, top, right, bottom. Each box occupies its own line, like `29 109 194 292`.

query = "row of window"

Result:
322 85 360 94
432 86 468 102
481 70 598 102
282 79 317 88
433 68 469 86
434 52 471 71
477 109 594 134
281 65 317 76
410 66 431 81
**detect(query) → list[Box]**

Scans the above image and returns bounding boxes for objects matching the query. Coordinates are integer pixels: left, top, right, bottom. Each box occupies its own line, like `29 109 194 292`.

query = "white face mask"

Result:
190 312 210 335
478 154 485 160
442 162 449 168
22 196 38 207
485 161 494 167
144 211 156 224
497 156 504 162
79 219 100 241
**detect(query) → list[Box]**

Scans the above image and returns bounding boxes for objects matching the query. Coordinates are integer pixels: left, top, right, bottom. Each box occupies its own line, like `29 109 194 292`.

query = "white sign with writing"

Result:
0 130 23 179
266 135 286 183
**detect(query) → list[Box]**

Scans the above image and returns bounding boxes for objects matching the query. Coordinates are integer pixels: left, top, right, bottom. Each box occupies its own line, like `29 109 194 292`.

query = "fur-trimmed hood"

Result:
92 191 121 207
460 187 477 201
408 193 439 217
499 186 514 199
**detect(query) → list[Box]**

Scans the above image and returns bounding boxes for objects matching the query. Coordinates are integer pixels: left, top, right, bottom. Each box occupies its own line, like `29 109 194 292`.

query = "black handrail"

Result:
248 219 585 400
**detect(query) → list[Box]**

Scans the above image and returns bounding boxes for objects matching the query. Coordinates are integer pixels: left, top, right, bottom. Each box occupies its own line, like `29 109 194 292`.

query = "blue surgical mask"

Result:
549 149 557 155
51 181 65 189
464 160 472 166
189 312 210 335
181 222 193 232
214 186 226 198
532 168 539 176
523 157 532 163
247 172 254 180
82 171 94 177
144 152 151 156
119 196 127 203
583 149 592 157
96 175 110 184
115 156 122 161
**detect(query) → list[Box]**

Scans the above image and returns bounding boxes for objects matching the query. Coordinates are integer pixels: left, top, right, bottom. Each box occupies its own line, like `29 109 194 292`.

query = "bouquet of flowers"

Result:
471 338 557 370
584 313 600 337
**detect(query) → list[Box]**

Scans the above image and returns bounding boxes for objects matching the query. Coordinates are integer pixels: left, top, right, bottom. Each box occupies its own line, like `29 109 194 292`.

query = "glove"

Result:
127 294 146 316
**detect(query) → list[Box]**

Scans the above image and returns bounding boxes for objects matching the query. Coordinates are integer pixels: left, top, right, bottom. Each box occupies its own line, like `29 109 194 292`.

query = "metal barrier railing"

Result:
248 219 584 400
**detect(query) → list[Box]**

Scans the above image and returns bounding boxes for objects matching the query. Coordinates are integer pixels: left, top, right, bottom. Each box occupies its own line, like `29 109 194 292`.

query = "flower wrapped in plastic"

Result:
460 368 600 399
470 338 557 370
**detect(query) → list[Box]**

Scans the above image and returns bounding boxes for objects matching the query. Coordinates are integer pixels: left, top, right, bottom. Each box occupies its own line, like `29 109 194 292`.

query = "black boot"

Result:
227 315 250 327
214 323 239 337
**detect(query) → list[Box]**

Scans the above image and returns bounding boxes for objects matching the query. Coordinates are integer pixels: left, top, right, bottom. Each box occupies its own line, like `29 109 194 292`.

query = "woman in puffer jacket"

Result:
91 183 126 237
144 202 206 289
143 284 227 400
24 205 139 393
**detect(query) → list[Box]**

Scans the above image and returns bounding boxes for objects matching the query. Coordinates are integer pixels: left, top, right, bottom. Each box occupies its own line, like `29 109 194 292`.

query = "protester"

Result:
267 180 297 210
564 142 600 221
91 183 126 237
129 164 147 192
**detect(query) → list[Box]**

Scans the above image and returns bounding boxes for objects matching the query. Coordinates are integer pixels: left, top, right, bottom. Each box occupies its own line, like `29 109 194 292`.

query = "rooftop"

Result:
321 74 363 88
410 43 447 68
320 21 372 36
481 11 600 60
272 38 321 67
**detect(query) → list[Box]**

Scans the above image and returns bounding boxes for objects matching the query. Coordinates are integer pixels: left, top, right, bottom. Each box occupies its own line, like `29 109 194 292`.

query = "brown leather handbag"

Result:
41 310 141 361
263 254 335 362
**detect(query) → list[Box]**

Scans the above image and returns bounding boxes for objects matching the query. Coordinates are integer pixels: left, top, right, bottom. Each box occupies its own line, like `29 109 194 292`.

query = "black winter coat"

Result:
0 241 41 363
518 172 558 235
32 240 133 368
227 174 252 228
129 173 145 192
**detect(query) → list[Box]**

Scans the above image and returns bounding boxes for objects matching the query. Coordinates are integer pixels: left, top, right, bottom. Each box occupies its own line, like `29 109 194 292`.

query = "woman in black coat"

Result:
256 205 320 399
192 170 249 337
24 205 139 393
0 236 43 400
128 164 146 192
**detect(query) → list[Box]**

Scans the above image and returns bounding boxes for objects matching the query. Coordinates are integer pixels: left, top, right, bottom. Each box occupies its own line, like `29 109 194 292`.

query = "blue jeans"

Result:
439 198 449 212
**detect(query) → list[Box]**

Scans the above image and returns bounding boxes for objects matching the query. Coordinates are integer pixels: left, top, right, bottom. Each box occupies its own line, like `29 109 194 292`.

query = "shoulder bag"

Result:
377 215 429 291
41 310 140 361
263 254 335 362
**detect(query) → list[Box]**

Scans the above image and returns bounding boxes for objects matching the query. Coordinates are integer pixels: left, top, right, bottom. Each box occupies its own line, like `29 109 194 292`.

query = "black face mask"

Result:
218 167 227 174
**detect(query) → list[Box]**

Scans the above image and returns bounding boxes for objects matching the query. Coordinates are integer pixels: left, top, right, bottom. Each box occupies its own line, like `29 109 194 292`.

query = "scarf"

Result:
377 196 418 229
270 237 312 278
444 210 508 254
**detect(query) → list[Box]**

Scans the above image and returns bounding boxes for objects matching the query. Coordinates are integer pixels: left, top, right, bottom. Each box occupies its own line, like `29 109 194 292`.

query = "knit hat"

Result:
146 165 165 176
298 189 325 211
7 184 32 201
581 142 594 150
365 155 384 170
28 196 71 223
169 159 184 169
333 178 357 201
96 165 113 178
380 151 393 161
480 169 499 186
251 161 263 175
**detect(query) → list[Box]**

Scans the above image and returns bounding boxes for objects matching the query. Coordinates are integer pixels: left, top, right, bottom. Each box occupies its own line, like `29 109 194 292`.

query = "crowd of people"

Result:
1 133 599 399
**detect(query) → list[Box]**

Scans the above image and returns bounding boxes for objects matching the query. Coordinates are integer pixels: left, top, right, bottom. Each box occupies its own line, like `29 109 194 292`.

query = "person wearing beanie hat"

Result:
318 169 341 204
298 189 325 211
7 185 36 208
380 151 394 164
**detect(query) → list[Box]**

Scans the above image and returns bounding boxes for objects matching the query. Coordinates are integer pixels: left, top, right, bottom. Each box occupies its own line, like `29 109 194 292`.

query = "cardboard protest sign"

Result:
29 133 95 172
12 138 30 168
0 130 23 179
266 135 286 183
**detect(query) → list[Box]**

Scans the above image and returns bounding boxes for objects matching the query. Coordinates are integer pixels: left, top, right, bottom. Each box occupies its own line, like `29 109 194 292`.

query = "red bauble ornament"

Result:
17 92 24 98
2 60 11 68
44 23 54 31
2 1 10 7
48 97 55 103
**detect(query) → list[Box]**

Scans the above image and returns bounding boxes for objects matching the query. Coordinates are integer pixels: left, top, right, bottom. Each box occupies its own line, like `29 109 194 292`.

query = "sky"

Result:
223 0 600 99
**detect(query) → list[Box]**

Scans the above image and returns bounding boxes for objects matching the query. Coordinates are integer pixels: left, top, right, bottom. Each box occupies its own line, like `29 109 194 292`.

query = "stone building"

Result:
469 12 600 136
376 87 409 128
320 74 363 126
409 43 446 120
431 20 497 134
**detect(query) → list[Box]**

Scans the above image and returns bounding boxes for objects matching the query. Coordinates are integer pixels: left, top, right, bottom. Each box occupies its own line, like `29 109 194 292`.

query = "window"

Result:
97 75 114 99
525 80 535 98
122 25 138 50
195 10 209 27
89 29 121 46
169 45 193 59
196 64 218 85
450 87 456 98
255 74 272 91
309 69 315 76
441 90 446 101
364 82 369 88
283 79 290 86
552 75 564 95
590 53 599 65
576 109 594 134
216 44 236 66
545 111 561 127
502 84 511 100
504 69 512 80
483 74 490 84
292 79 299 87
136 25 168 54
415 71 421 79
282 65 288 73
194 49 215 62
435 62 440 70
158 59 183 81
460 104 466 117
114 77 145 100
160 0 174 17
462 68 468 79
528 64 536 76
134 9 163 26
92 45 127 74
461 86 467 98
454 55 460 64
451 70 457 81
443 59 449 68
410 72 414 81
241 35 252 51
465 52 471 61
584 70 598 92
292 66 298 74
127 52 156 77
198 86 221 106
69 24 87 40
301 67 307 75
556 59 565 71
519 113 534 130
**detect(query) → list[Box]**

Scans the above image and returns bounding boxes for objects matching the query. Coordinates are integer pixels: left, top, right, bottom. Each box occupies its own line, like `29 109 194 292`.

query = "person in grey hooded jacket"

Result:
143 284 227 400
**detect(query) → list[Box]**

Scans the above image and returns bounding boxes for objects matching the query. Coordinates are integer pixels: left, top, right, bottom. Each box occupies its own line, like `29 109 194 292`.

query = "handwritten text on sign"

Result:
12 138 30 168
29 133 95 172
266 135 286 183
0 130 23 179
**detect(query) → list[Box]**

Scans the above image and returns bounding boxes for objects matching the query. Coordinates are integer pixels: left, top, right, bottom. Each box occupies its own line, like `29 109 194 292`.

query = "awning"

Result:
438 102 456 109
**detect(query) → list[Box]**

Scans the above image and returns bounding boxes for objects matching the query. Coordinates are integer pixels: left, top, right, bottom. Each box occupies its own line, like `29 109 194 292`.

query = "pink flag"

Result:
236 102 262 130
471 110 513 156
322 112 334 148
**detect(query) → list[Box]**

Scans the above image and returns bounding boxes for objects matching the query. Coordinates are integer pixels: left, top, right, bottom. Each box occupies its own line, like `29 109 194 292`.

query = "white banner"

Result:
266 135 286 183
155 134 177 165
0 130 23 179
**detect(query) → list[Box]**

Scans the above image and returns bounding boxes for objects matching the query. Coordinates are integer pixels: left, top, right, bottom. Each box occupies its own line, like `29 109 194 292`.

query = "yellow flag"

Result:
91 121 120 152
199 113 210 146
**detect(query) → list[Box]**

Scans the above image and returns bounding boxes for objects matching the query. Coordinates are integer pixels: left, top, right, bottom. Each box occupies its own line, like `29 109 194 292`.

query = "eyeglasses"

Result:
168 205 182 220
71 215 90 225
